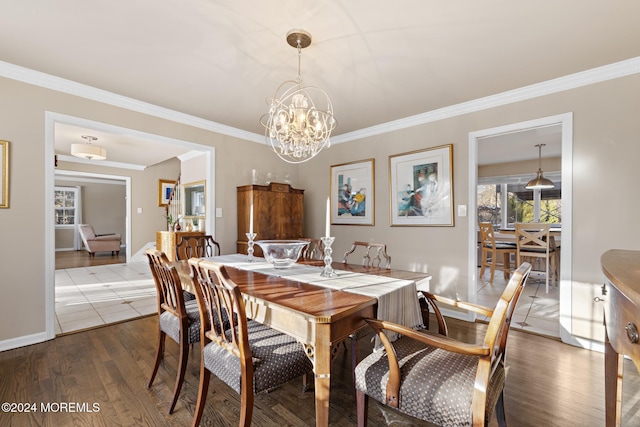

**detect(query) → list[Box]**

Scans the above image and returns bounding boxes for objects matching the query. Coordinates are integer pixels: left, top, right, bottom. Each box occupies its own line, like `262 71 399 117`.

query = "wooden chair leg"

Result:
489 250 496 284
168 334 190 414
356 389 369 427
351 336 358 393
192 366 210 427
147 330 165 389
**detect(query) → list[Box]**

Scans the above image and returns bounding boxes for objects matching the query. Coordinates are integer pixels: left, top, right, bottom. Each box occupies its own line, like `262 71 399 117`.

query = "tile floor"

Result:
476 268 559 338
55 261 559 338
55 262 156 335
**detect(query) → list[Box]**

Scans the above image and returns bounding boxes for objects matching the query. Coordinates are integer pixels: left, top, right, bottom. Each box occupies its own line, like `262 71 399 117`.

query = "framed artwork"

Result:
158 179 176 207
0 140 8 208
330 158 375 225
389 144 454 226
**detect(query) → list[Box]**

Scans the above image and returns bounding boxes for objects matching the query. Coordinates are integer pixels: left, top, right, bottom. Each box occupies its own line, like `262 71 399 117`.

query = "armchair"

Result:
78 224 122 258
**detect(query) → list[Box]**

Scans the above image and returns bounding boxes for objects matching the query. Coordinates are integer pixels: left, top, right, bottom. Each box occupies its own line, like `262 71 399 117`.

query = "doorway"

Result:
468 113 573 342
44 112 216 339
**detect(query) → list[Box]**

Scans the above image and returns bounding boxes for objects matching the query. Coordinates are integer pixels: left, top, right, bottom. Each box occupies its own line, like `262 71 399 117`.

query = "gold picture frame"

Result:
0 140 8 208
158 179 176 207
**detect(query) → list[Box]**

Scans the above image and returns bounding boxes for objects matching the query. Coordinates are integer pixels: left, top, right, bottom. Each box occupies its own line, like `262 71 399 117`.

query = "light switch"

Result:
457 205 467 217
137 207 143 214
215 208 223 218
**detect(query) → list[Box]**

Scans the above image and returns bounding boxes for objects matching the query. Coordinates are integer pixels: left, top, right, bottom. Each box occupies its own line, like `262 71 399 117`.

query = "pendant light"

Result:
260 29 336 164
525 144 554 189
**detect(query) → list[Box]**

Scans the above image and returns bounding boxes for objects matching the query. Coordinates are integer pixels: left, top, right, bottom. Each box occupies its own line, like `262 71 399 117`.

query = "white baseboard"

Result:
0 331 50 352
131 242 156 263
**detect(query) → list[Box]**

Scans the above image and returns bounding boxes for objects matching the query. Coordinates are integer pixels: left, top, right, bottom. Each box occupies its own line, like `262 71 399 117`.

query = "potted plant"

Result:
192 218 199 231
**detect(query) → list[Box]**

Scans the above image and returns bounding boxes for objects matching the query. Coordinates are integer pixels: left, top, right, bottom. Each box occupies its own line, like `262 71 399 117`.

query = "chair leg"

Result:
356 389 369 427
351 336 358 394
168 334 190 414
147 329 166 389
489 250 496 284
495 391 507 427
191 365 210 427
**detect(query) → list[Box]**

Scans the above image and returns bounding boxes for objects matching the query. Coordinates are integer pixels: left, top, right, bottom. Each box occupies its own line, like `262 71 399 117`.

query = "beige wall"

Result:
1 71 640 348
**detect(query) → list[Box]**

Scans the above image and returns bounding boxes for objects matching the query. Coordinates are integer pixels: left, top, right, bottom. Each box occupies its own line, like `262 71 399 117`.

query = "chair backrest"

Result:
478 222 497 247
189 259 252 375
175 235 221 260
515 223 552 257
145 249 188 318
343 241 391 268
78 224 95 246
300 238 324 260
483 262 532 370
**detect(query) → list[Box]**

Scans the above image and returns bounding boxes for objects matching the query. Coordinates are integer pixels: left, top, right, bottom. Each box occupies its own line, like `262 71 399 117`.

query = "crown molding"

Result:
332 56 640 144
0 60 264 144
2 57 640 145
56 154 147 171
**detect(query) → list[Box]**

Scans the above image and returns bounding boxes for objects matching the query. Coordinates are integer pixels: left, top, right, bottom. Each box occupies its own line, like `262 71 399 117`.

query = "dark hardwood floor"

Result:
1 314 639 426
55 250 126 270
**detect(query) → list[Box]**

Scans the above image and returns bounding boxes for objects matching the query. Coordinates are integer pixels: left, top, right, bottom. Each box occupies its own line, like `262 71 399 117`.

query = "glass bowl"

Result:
256 240 309 269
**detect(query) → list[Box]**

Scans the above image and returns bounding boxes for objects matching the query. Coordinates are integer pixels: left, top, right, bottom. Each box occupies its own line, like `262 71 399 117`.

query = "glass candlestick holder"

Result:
320 236 337 277
246 232 257 262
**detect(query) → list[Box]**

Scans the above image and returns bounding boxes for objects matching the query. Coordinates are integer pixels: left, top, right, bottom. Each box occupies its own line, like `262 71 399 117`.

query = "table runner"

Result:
209 254 424 337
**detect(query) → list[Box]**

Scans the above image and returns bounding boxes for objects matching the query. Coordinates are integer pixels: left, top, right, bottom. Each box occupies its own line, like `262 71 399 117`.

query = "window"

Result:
54 186 79 227
477 174 561 227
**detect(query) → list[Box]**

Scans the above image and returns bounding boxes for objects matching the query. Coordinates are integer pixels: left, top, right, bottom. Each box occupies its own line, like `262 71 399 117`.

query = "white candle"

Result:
325 197 330 238
249 203 254 234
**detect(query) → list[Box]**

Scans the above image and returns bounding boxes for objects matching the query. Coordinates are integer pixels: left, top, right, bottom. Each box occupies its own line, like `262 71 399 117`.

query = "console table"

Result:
601 249 640 426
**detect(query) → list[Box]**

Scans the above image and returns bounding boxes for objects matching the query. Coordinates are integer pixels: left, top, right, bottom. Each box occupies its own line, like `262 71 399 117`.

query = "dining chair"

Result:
515 222 557 293
300 237 324 261
478 222 517 284
343 241 391 268
342 241 392 389
355 262 532 427
175 234 220 261
145 249 201 414
188 259 313 427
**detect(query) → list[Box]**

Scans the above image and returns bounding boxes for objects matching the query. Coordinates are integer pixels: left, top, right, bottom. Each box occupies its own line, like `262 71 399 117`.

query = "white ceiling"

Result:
2 1 639 167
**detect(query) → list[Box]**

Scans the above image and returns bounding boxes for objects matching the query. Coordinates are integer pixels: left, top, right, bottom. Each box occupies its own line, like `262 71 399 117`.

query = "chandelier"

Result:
260 29 336 164
525 144 555 189
71 135 107 160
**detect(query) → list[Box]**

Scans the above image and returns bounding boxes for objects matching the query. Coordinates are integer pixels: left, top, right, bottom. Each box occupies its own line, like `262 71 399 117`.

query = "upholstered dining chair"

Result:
355 262 532 427
515 222 557 293
175 234 220 261
188 259 313 427
342 241 392 389
343 241 391 269
145 249 202 414
479 222 517 284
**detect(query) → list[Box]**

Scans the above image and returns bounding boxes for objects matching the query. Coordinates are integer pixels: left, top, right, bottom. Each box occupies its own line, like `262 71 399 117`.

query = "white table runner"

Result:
210 254 424 335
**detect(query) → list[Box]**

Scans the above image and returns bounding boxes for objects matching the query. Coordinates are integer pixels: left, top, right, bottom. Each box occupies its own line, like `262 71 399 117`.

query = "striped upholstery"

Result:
355 333 505 426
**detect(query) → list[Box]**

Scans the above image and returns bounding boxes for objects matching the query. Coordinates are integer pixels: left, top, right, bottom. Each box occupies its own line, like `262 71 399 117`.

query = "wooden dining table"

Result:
174 256 430 426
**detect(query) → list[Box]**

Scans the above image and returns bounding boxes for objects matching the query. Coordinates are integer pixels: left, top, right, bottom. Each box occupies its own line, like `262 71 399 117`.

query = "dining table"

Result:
174 254 431 426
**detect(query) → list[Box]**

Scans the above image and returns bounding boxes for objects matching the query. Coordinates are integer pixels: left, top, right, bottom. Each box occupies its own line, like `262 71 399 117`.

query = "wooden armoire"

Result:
236 183 304 256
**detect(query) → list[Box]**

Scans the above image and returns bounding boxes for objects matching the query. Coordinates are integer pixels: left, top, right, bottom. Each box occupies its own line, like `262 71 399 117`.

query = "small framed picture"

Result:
158 179 176 207
330 158 374 225
389 144 454 226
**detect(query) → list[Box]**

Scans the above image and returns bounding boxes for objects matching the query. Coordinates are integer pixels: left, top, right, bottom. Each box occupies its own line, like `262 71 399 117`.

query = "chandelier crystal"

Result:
260 29 336 164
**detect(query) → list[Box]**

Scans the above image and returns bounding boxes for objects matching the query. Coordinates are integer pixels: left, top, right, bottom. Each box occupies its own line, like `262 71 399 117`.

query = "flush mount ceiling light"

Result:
71 135 107 160
260 29 336 164
525 143 555 189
